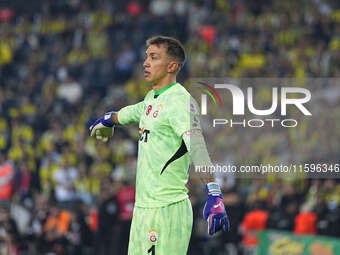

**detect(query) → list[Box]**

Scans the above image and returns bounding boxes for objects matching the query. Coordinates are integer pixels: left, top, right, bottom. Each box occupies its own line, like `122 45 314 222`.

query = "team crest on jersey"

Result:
146 105 152 116
148 229 158 244
152 104 163 119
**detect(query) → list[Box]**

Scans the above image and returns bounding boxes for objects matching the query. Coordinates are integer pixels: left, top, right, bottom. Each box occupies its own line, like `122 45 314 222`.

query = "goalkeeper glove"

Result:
203 182 230 235
89 111 115 142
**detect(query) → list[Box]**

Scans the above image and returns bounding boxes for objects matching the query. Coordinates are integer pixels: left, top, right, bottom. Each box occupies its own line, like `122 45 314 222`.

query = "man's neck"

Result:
152 76 176 92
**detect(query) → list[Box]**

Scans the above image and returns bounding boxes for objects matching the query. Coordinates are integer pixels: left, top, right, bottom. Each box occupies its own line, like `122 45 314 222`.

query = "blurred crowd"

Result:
1 0 340 254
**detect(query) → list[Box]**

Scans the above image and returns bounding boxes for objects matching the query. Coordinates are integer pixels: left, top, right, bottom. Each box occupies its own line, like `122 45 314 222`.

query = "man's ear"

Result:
168 61 179 73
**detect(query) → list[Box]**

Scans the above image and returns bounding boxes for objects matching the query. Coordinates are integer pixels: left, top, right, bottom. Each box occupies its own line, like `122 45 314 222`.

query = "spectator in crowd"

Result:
0 154 14 208
96 177 119 255
0 208 20 255
220 189 245 255
57 74 83 106
53 156 79 209
116 178 135 255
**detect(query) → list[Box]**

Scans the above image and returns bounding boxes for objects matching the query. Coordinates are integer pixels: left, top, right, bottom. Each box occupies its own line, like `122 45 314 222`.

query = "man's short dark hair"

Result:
146 35 186 70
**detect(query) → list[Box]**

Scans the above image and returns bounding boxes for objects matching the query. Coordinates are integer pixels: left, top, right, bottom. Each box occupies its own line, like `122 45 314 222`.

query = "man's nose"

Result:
143 59 150 68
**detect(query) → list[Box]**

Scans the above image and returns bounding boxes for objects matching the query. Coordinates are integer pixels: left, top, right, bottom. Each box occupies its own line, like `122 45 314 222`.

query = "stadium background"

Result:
1 0 340 254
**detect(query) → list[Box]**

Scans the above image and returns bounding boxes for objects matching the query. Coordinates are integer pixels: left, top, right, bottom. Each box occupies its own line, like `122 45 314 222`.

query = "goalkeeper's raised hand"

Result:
203 182 230 235
89 111 116 142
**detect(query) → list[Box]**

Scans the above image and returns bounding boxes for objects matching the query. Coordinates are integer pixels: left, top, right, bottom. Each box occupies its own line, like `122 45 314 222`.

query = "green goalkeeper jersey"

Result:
118 82 201 208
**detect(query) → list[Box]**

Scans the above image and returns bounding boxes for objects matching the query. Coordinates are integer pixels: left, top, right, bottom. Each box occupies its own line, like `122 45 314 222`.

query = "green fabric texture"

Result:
128 198 193 255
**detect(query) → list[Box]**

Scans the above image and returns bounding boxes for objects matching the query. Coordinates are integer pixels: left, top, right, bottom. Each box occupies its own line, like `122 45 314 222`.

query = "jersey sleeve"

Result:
168 94 201 137
118 101 145 125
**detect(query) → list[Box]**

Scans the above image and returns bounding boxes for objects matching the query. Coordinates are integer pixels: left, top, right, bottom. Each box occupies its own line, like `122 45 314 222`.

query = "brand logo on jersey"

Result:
148 229 158 244
139 127 150 142
146 105 152 116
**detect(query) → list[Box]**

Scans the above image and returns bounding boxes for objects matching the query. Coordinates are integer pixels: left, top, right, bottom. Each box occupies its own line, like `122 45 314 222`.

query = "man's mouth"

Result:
144 70 151 77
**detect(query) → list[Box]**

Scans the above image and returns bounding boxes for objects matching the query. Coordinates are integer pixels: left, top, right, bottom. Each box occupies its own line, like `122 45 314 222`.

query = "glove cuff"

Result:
103 111 116 127
206 182 221 196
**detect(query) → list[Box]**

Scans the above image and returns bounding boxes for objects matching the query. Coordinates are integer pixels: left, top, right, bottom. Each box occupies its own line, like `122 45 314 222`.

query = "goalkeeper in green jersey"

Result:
89 36 229 255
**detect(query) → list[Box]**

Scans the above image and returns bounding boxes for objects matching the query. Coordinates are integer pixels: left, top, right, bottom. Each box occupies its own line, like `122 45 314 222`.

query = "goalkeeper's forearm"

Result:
182 130 216 184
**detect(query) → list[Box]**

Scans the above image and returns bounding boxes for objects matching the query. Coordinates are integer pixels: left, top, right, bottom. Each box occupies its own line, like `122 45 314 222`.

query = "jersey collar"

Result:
154 82 177 96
